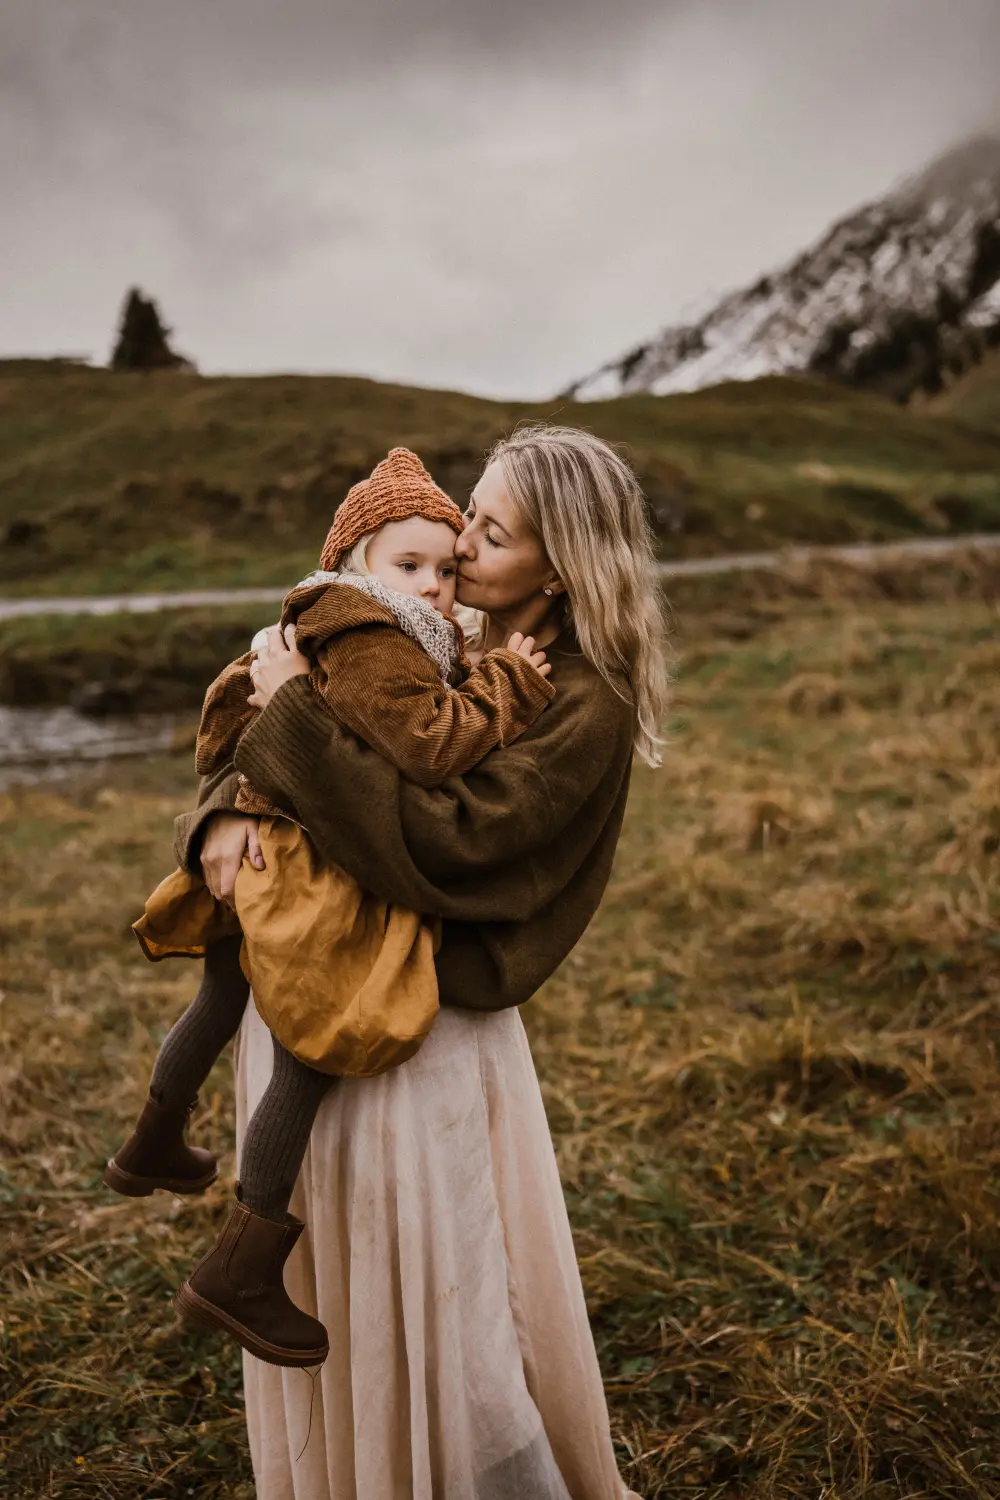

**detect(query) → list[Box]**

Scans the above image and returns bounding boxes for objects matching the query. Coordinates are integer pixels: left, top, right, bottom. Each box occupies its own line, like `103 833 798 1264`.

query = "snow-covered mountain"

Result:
565 137 1000 403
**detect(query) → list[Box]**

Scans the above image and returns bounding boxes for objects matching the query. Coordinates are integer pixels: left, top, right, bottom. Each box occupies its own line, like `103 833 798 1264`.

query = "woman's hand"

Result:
201 813 265 908
507 632 551 678
248 623 311 708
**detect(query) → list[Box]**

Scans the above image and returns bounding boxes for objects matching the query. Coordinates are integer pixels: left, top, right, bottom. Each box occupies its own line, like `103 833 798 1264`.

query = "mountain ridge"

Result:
566 136 1000 404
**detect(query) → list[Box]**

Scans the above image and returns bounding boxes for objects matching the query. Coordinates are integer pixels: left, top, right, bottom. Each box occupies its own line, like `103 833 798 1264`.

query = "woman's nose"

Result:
454 529 473 560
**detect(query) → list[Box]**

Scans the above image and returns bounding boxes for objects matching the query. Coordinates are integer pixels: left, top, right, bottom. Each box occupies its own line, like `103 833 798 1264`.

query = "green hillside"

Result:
930 350 1000 435
3 361 1000 596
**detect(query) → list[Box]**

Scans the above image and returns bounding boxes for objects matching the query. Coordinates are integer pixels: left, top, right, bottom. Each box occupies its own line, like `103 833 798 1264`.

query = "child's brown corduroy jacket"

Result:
196 578 553 815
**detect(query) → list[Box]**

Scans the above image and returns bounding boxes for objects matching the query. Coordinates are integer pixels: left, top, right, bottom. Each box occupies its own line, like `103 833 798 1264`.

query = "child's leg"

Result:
172 1039 332 1365
149 932 249 1107
105 933 250 1196
239 1035 333 1221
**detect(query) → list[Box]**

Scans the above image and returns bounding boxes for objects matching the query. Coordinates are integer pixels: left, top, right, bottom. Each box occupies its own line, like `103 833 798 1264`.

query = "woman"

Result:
174 426 667 1500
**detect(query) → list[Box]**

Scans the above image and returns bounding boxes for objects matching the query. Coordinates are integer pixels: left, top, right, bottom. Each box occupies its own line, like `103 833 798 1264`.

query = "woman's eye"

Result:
485 531 501 547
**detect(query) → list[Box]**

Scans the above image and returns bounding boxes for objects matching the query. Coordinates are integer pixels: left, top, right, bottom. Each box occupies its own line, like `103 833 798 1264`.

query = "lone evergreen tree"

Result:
110 289 191 371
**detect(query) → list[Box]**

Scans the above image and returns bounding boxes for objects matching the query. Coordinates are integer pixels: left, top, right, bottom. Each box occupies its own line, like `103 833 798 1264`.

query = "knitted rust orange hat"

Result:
319 448 464 571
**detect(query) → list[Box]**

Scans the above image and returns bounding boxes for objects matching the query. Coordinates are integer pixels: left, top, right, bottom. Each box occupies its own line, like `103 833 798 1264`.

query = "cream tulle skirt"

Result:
234 999 641 1500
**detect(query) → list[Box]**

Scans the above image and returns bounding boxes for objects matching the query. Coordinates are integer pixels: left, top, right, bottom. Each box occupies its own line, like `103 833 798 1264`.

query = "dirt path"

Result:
2 532 998 622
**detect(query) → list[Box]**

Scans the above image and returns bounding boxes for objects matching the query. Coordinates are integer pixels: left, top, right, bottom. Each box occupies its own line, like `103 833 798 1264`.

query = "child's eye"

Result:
440 565 456 578
398 561 417 572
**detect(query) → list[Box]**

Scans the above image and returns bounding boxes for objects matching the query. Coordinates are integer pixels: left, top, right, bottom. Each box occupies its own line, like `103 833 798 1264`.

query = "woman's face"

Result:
454 461 554 614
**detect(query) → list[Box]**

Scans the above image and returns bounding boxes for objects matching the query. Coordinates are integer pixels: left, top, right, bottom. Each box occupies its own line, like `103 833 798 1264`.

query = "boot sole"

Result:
173 1281 329 1368
103 1159 217 1197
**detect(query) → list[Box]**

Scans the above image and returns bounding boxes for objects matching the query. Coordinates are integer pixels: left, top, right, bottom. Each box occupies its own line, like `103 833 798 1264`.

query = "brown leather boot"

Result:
173 1195 329 1368
103 1093 217 1197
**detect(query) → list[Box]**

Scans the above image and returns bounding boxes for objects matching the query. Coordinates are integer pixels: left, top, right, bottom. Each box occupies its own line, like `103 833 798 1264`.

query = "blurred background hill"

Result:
2 356 1000 599
932 348 1000 432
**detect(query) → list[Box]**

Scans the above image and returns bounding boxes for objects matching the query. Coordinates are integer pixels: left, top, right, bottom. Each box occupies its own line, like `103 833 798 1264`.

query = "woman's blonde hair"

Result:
488 424 669 768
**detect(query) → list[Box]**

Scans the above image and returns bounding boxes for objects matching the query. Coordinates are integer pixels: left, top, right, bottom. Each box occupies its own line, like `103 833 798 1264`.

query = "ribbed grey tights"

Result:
148 933 333 1221
150 934 249 1105
240 1035 333 1220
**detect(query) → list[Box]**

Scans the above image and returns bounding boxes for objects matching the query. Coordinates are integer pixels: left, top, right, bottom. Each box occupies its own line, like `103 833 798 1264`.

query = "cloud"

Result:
3 0 1000 394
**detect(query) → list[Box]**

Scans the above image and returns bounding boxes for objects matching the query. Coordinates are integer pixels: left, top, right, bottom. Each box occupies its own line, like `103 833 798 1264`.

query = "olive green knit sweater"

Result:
173 628 635 1012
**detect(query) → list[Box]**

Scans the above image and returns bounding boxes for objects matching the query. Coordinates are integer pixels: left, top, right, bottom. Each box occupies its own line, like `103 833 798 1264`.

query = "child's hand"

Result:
248 623 311 707
507 632 551 678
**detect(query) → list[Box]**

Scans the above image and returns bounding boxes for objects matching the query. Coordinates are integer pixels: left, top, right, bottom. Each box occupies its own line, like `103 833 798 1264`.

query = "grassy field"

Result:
3 360 1000 599
2 564 999 1498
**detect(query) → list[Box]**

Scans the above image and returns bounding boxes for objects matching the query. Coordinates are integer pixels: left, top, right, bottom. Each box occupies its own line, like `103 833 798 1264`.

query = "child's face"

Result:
365 516 459 614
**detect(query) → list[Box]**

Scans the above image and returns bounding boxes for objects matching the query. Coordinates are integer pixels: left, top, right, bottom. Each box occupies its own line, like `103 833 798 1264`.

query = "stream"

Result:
0 705 190 790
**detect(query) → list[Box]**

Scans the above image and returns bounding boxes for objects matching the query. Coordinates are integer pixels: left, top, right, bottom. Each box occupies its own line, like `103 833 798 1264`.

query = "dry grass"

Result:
2 580 999 1497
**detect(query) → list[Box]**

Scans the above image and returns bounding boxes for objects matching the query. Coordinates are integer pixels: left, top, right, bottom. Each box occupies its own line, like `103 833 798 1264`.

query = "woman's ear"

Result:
543 577 567 598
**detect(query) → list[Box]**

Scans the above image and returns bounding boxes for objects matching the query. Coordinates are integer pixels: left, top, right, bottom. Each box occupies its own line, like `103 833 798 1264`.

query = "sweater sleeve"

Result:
312 625 555 789
229 654 634 923
173 763 243 876
194 652 258 777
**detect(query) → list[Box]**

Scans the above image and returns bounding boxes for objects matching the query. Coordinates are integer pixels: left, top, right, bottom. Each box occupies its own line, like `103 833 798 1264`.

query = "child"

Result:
104 448 554 1368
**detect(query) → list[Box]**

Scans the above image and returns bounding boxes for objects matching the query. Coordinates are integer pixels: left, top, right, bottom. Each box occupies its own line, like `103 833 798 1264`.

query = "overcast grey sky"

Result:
3 0 1000 397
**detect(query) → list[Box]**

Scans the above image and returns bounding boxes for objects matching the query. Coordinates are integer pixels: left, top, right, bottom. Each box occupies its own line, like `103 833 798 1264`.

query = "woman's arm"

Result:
173 760 244 877
270 586 556 788
223 649 634 923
